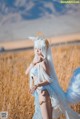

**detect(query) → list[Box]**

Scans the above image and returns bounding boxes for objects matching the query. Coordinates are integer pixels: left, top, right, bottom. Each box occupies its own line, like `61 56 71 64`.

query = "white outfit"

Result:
29 64 80 119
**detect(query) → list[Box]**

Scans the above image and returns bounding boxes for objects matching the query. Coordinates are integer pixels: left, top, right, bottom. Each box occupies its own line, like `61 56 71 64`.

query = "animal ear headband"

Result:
28 36 44 41
28 36 49 49
28 36 37 41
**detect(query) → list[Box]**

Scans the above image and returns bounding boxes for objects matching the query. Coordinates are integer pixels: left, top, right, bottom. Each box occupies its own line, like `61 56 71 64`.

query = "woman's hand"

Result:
32 54 45 66
29 85 38 94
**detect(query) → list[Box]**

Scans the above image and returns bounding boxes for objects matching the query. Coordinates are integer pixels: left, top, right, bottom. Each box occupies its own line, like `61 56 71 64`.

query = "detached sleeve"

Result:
38 64 53 83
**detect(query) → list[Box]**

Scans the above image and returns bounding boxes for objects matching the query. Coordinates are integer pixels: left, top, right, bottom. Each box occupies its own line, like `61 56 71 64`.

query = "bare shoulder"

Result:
41 59 47 68
40 59 50 75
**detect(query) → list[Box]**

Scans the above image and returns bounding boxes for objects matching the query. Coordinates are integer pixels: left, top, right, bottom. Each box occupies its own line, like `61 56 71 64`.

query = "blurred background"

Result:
0 1 80 119
0 0 80 50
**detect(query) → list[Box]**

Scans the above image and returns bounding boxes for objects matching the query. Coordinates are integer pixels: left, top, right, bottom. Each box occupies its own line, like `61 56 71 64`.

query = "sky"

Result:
0 0 80 41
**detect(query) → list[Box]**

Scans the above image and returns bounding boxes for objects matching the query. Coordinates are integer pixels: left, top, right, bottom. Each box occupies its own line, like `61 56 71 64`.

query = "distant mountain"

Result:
0 0 80 41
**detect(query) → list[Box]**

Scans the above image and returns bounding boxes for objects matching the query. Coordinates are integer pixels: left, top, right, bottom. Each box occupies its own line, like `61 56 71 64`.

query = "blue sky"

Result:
0 0 80 41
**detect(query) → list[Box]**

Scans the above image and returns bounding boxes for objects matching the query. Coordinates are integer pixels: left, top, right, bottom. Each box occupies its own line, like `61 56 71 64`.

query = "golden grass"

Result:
0 45 80 119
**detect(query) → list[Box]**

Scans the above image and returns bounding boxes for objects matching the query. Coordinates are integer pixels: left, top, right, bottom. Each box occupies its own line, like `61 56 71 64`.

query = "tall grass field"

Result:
0 45 80 119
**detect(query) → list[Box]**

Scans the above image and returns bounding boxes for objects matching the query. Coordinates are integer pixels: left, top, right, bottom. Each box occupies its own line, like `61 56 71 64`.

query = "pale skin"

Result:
25 48 52 119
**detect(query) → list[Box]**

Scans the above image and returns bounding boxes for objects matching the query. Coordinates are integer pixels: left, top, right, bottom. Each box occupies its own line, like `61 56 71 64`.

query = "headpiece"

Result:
28 35 58 82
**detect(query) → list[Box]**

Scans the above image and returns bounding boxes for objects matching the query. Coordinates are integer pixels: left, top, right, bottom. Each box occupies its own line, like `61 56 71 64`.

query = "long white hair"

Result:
29 36 58 81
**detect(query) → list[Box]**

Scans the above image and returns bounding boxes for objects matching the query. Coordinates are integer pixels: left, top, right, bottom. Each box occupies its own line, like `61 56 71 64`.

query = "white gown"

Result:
29 64 80 119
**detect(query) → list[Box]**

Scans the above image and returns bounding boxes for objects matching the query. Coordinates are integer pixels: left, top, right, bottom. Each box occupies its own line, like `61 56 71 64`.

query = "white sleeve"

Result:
38 64 53 83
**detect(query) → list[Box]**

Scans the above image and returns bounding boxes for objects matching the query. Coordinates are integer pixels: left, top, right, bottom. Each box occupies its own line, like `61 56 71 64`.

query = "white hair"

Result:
34 38 47 59
28 36 59 90
34 37 58 81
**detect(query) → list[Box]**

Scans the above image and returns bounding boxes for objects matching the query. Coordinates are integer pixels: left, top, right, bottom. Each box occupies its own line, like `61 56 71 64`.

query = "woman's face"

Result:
34 48 42 56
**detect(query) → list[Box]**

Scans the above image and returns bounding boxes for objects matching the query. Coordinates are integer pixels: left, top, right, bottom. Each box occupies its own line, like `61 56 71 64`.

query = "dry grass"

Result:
0 45 80 119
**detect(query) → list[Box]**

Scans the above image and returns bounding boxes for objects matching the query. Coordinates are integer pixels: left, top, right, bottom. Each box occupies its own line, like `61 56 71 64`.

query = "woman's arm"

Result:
36 80 50 87
25 63 34 75
25 55 43 75
34 60 51 90
30 60 51 94
30 80 50 94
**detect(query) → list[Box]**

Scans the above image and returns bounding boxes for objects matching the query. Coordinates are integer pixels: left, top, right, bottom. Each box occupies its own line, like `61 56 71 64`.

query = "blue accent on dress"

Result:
29 66 80 119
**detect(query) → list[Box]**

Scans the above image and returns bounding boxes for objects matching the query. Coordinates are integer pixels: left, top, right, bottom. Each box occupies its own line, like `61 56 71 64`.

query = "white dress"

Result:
29 64 80 119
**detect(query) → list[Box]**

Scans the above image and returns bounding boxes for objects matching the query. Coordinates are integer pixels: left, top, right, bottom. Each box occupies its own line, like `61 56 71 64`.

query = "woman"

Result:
25 36 80 119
